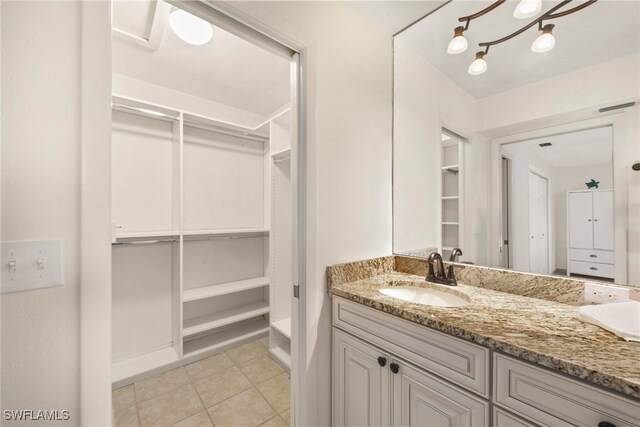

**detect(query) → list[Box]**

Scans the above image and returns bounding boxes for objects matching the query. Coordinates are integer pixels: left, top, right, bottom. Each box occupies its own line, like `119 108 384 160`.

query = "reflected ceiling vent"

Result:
598 102 636 113
539 142 552 147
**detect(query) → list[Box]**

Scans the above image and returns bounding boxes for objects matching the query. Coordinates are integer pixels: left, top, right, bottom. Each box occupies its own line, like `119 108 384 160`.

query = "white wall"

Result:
218 2 393 425
393 39 490 264
1 1 81 424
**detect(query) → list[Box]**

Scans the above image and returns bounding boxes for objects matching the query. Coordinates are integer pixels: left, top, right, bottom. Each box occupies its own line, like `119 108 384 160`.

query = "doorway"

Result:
528 170 549 274
501 156 511 268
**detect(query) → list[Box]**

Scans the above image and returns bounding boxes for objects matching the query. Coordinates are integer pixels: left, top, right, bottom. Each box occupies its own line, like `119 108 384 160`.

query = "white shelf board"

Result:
115 230 178 243
271 148 291 162
441 196 459 200
183 301 269 338
442 222 459 225
441 164 459 172
269 346 291 369
183 276 269 302
183 318 269 357
182 228 269 239
442 246 455 251
271 317 291 339
112 346 179 385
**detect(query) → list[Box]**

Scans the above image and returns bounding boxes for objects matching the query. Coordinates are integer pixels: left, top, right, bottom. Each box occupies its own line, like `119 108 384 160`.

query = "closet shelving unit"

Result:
111 94 293 386
440 132 464 259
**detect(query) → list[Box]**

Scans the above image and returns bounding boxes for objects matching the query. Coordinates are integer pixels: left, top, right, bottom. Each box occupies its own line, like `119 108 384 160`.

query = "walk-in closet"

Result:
110 0 295 389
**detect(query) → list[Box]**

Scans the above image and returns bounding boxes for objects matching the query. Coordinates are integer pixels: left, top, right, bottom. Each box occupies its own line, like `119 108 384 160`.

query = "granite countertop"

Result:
331 271 640 399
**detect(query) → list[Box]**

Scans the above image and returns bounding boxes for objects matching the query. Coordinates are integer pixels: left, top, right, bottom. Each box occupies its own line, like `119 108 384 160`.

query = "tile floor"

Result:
113 337 290 427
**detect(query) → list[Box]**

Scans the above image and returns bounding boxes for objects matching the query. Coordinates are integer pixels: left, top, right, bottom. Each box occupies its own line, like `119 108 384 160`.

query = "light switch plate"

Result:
1 240 64 294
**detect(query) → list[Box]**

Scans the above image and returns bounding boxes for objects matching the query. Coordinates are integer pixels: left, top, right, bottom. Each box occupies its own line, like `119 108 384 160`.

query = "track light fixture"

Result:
514 0 542 19
468 51 488 75
531 23 556 52
447 26 468 54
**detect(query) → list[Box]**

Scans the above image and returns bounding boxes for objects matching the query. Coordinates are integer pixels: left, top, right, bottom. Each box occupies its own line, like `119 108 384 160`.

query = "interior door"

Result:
528 172 549 274
333 329 391 427
501 157 511 268
568 192 594 249
593 191 614 251
392 359 488 427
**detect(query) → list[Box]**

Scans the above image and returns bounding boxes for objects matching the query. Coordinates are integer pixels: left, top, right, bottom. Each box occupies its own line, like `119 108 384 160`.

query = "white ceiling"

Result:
112 0 290 117
346 1 447 34
513 126 613 167
396 0 640 99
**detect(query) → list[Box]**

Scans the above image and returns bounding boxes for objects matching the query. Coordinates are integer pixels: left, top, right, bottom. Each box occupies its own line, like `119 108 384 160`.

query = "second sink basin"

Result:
379 286 469 307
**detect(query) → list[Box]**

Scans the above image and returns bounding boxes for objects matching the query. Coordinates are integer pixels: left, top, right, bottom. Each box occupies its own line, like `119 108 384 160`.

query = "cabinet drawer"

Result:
493 407 536 427
570 260 614 278
569 248 614 264
494 353 640 427
333 297 490 397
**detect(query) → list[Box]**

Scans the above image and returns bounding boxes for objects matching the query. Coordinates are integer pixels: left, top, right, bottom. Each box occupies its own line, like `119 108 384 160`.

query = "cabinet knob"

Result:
598 422 616 427
590 267 598 271
377 357 387 367
390 363 400 374
594 219 599 222
588 219 592 222
589 254 598 258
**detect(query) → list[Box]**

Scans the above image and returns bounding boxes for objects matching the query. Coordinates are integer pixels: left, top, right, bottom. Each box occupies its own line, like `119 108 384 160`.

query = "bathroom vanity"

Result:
329 257 640 427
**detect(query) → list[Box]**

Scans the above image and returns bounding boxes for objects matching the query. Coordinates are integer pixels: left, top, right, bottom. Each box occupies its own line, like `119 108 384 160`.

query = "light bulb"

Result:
169 9 213 46
447 26 468 55
468 51 487 75
514 0 542 19
531 24 556 52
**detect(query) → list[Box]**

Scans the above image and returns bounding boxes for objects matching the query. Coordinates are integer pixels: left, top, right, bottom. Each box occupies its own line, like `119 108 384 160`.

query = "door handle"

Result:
590 267 598 271
589 254 597 258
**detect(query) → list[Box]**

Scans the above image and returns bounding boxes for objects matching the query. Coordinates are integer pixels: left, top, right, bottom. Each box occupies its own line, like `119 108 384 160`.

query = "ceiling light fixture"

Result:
468 51 488 75
446 1 505 55
447 26 468 54
169 9 213 46
531 23 556 52
514 0 542 19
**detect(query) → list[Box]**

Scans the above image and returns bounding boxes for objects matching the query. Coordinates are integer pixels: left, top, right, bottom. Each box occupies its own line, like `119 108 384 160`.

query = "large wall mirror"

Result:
393 0 640 285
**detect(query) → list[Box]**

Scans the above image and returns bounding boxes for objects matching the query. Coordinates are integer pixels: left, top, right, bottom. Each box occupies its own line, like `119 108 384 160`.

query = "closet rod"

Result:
182 120 269 142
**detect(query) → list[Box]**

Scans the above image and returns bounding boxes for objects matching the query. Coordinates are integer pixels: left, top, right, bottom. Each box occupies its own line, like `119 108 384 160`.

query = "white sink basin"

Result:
379 286 469 307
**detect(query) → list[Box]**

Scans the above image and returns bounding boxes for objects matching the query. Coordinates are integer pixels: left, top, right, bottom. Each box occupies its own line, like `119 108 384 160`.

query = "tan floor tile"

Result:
258 336 269 347
207 388 275 427
170 411 213 427
185 351 235 381
257 373 290 414
225 340 267 365
238 355 284 385
138 384 203 427
114 406 139 427
279 409 290 426
193 366 252 407
260 416 287 427
113 384 136 412
135 367 190 402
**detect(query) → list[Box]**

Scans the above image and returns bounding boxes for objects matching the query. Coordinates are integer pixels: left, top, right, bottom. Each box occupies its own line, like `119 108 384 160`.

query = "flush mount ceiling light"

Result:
464 0 598 76
169 9 213 46
446 1 505 55
514 0 542 19
531 24 556 52
468 51 488 75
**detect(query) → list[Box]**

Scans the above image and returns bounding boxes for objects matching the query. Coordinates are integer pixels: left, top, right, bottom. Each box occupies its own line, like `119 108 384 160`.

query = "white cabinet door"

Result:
593 191 614 251
392 360 489 427
568 192 593 249
333 329 391 427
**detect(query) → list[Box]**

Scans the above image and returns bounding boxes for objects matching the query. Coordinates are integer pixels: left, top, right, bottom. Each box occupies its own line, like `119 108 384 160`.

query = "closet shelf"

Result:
183 318 269 358
182 228 269 239
441 164 459 172
183 301 270 338
271 317 291 339
269 345 291 368
114 230 179 243
441 196 459 200
271 148 291 162
112 346 179 387
183 276 269 302
442 222 459 226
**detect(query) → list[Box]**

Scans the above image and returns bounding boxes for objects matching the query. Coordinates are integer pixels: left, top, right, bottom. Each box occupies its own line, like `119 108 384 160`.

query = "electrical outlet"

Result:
584 282 629 304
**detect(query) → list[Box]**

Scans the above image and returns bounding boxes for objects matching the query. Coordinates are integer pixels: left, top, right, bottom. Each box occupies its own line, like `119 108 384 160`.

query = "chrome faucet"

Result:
426 248 462 286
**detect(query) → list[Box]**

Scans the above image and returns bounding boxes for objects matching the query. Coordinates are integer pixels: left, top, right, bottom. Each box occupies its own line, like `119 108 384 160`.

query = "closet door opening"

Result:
110 2 300 424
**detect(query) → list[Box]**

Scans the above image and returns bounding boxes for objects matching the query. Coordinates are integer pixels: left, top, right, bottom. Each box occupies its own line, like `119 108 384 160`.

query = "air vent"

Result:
539 142 552 147
598 102 636 113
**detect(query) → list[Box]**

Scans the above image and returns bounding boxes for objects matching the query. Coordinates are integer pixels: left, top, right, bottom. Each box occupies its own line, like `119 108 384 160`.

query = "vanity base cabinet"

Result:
333 329 391 427
493 407 537 427
333 328 489 427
